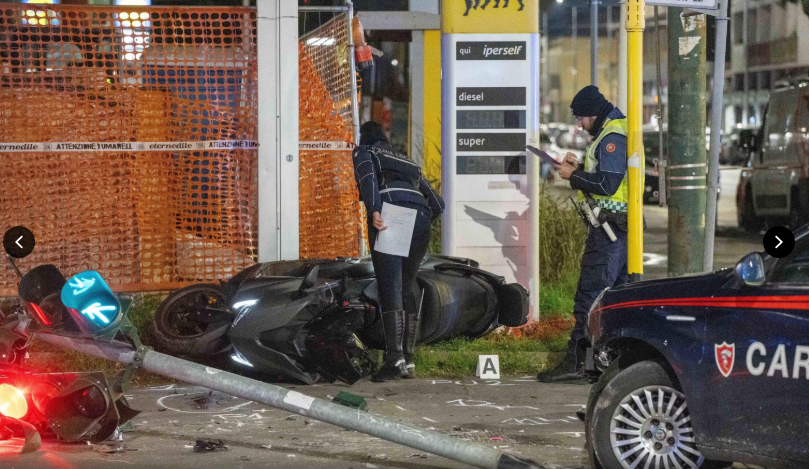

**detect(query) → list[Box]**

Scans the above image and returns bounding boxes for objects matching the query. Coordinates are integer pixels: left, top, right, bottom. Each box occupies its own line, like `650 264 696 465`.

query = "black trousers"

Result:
367 202 432 315
571 225 629 344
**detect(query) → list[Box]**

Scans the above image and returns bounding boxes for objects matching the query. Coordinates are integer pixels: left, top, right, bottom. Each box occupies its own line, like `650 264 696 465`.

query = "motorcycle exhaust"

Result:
35 333 543 469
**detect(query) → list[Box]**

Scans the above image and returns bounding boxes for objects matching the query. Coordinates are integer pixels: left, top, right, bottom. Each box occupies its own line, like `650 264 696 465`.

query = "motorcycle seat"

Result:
317 258 376 280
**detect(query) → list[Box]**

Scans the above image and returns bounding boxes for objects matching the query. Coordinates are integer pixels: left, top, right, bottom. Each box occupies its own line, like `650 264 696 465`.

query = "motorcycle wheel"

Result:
151 284 228 357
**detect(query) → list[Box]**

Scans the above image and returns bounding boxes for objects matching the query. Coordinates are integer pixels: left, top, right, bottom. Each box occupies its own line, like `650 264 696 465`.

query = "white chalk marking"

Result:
157 393 254 414
447 399 540 411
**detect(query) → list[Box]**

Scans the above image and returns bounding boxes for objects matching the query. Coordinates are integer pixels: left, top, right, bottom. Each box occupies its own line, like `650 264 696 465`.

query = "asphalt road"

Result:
1 379 591 469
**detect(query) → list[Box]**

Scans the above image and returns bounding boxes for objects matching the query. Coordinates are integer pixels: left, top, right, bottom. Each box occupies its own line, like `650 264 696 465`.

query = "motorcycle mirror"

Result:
300 264 320 291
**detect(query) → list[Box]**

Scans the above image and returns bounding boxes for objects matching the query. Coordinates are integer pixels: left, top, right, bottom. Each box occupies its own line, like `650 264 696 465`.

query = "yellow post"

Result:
625 0 645 281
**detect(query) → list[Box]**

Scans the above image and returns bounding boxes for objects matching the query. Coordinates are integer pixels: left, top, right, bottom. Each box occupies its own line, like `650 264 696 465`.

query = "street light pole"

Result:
626 0 645 282
543 11 550 121
573 6 578 92
742 0 749 126
705 0 731 272
618 0 628 112
607 5 613 96
591 0 599 86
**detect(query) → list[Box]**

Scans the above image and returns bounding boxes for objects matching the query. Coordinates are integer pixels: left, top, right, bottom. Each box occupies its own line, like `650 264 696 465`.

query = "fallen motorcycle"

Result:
0 254 540 467
150 255 529 384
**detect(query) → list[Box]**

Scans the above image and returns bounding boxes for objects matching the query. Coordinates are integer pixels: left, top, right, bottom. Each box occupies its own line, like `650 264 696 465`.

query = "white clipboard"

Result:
374 202 417 257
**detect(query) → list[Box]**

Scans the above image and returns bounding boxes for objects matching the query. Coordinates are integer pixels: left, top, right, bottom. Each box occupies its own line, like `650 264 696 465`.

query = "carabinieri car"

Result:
584 226 809 469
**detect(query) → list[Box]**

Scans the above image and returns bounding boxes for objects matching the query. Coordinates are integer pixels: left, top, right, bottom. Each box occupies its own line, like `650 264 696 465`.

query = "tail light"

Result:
26 302 52 326
0 383 28 419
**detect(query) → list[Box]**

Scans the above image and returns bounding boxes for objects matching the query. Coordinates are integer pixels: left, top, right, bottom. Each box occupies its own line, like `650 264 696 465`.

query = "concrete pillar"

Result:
409 0 441 181
257 0 299 262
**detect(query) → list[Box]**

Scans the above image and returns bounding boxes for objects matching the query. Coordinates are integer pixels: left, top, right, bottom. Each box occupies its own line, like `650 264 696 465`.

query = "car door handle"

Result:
666 315 696 322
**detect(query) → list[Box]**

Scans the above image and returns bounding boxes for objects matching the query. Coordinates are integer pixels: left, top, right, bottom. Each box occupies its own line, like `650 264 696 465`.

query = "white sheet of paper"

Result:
374 202 417 257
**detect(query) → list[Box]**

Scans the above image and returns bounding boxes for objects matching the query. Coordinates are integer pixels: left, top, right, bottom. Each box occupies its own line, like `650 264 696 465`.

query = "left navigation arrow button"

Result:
3 226 36 259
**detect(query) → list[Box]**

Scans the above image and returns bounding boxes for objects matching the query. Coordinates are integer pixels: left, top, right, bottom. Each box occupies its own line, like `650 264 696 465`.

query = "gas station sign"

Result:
441 0 539 319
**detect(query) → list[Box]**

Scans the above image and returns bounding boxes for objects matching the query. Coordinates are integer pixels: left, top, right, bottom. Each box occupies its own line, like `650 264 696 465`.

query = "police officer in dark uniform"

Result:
537 86 631 383
352 121 445 382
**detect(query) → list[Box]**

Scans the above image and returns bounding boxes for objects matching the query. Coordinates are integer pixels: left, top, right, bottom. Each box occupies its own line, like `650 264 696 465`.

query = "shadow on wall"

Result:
461 172 531 288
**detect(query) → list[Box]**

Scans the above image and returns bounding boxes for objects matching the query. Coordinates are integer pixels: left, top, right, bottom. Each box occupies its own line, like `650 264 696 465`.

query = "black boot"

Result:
403 309 421 379
536 340 587 384
371 310 408 382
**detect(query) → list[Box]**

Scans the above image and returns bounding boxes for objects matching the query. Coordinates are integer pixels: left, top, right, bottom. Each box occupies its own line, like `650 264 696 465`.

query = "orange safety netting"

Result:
0 5 361 297
298 13 362 259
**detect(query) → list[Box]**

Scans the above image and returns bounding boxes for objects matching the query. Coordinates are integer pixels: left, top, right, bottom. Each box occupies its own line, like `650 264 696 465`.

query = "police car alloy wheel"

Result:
588 361 731 469
609 384 704 468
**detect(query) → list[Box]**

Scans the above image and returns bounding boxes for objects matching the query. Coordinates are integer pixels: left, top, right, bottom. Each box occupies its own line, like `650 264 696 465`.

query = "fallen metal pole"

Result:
36 334 541 469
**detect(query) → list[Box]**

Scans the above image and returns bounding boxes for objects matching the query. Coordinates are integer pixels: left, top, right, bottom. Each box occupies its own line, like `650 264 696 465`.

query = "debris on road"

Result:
332 391 368 411
91 444 126 454
192 439 228 453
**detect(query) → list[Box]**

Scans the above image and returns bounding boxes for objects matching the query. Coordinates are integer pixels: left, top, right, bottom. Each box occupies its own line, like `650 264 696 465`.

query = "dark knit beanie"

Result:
359 121 388 145
570 85 609 117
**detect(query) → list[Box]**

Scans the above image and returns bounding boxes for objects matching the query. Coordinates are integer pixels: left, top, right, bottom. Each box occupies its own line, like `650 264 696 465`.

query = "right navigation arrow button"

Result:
763 226 795 258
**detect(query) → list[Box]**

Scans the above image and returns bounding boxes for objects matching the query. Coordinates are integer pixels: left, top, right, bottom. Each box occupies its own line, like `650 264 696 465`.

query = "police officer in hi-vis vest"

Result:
537 86 632 383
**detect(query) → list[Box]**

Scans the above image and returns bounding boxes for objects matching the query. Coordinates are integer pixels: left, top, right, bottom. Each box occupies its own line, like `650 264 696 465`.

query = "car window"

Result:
769 238 809 285
783 93 799 161
798 91 809 146
762 91 790 164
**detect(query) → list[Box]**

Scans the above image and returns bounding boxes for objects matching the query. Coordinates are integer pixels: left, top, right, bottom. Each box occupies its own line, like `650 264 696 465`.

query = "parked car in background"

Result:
721 127 759 166
737 78 809 232
545 122 570 143
643 125 721 206
539 131 561 183
643 130 666 204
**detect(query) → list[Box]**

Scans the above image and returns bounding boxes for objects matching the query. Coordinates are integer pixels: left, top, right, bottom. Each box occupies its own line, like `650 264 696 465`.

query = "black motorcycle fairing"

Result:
222 263 264 298
223 259 376 302
188 321 233 357
420 255 479 269
310 258 376 280
416 270 499 344
229 278 338 384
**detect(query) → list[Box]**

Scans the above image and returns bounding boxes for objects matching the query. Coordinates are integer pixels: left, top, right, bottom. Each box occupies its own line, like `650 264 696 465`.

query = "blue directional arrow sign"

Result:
61 271 122 338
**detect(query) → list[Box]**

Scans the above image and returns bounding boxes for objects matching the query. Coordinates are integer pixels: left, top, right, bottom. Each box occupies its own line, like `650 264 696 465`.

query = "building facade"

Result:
725 0 809 131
